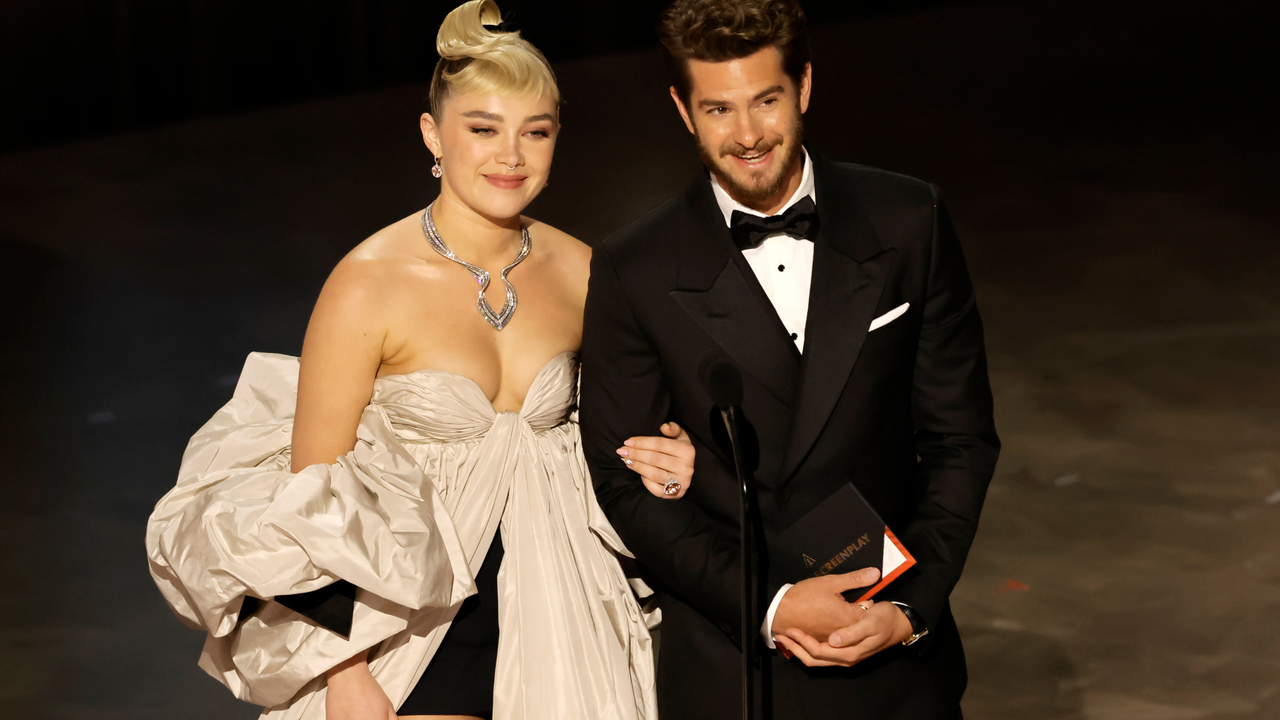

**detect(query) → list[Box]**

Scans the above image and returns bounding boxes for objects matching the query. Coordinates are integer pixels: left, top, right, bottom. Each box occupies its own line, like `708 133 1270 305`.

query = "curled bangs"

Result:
436 50 560 116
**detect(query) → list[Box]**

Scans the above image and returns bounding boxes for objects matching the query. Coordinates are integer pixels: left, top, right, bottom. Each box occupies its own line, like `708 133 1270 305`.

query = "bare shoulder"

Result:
524 217 591 280
316 213 425 321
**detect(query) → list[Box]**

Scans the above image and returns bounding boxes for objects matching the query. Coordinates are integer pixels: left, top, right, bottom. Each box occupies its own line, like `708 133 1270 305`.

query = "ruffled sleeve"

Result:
144 353 473 707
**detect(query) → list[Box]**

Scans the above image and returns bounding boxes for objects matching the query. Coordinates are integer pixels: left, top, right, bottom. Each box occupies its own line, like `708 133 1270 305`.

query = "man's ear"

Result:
669 87 696 135
420 113 442 157
798 63 812 115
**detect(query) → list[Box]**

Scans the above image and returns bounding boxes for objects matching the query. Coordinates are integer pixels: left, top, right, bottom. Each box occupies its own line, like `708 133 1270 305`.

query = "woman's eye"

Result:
529 130 550 138
469 127 495 135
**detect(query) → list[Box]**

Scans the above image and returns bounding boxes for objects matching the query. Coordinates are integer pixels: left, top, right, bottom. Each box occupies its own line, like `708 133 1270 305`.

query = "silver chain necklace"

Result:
421 202 531 331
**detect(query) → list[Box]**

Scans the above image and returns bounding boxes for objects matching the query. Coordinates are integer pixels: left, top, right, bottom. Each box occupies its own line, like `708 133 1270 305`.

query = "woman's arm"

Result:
291 256 389 473
289 255 398 719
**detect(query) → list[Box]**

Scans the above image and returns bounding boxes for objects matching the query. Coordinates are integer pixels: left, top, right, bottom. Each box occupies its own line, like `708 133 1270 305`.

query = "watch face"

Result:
902 629 928 647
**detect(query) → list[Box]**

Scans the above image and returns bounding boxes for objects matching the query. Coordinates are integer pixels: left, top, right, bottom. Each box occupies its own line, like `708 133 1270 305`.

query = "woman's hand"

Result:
325 653 397 720
617 422 695 499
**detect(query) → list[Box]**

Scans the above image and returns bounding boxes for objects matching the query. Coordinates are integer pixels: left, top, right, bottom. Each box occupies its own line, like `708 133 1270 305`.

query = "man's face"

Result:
673 46 811 211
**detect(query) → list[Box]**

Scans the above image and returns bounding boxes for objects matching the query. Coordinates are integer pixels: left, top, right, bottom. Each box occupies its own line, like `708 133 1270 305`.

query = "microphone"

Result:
705 356 744 409
701 354 755 720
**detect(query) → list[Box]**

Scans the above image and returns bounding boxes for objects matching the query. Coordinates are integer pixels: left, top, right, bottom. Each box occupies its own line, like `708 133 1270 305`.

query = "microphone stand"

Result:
704 355 755 720
719 403 756 720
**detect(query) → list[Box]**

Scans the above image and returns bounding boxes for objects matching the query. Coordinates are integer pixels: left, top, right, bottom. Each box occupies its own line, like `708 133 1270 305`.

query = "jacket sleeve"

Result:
580 244 747 646
877 188 1000 635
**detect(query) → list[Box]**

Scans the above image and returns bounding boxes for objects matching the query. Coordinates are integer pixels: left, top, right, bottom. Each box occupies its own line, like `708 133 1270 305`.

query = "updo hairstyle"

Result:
429 0 560 119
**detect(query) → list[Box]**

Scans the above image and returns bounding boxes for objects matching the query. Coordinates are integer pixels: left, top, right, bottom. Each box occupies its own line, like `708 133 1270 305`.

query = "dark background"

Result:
1 1 1278 719
1 0 964 154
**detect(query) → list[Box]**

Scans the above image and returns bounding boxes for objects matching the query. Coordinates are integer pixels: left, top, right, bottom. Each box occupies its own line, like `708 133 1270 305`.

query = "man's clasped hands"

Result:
769 568 914 668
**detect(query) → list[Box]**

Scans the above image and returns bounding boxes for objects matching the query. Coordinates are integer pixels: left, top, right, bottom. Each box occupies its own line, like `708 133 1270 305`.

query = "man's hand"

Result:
325 653 397 720
770 567 881 643
617 422 695 499
773 600 914 668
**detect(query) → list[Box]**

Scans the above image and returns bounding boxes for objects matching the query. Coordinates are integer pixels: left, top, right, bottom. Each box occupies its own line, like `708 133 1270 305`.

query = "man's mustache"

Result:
719 135 782 159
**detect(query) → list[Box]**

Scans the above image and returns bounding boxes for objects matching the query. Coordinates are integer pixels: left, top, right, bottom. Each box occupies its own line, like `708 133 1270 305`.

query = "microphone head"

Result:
703 357 743 408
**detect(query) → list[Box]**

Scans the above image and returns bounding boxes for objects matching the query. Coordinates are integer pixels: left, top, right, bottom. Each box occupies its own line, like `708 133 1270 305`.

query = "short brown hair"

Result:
657 0 810 105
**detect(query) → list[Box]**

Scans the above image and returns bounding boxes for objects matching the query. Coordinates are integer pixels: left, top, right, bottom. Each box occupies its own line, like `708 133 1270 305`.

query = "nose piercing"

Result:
505 164 517 171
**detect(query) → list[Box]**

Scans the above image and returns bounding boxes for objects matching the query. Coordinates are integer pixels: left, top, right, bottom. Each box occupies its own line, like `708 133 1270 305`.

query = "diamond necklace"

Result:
421 202 531 331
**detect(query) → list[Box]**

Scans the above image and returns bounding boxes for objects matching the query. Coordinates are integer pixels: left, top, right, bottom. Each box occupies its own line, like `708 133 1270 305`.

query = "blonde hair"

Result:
429 0 560 119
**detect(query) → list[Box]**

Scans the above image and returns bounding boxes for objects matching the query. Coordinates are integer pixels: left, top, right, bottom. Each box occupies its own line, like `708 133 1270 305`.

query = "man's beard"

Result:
697 116 805 206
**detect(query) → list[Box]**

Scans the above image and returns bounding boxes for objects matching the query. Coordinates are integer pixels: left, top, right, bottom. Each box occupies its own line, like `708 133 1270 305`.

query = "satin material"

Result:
728 196 819 250
146 351 656 720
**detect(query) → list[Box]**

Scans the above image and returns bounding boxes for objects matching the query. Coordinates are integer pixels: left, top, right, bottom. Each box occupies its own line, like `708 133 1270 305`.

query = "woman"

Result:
145 2 693 719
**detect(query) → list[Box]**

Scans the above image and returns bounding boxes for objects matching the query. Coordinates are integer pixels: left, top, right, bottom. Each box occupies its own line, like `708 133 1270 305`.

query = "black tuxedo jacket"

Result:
580 149 999 720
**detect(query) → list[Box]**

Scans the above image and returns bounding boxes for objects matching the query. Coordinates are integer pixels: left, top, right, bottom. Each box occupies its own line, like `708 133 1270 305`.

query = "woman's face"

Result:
421 90 559 223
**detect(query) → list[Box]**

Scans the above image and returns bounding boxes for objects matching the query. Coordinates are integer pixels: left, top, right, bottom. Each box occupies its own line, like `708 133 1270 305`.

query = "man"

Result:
579 0 999 718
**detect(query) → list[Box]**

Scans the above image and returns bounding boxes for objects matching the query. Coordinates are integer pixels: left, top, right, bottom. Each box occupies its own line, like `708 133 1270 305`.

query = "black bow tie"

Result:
729 196 819 250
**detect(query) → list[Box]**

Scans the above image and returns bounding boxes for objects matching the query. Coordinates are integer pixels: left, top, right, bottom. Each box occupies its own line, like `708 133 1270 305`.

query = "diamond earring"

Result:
431 158 443 179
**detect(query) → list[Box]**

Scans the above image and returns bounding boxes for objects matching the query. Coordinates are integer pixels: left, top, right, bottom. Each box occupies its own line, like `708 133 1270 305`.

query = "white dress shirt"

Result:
709 150 815 648
710 149 816 353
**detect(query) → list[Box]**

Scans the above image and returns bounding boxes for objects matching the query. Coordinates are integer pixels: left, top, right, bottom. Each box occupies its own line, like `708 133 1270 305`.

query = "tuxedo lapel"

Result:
669 178 801 406
780 152 897 481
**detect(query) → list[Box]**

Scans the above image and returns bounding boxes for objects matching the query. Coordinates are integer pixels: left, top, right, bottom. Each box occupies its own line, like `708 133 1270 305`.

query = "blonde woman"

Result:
145 2 694 719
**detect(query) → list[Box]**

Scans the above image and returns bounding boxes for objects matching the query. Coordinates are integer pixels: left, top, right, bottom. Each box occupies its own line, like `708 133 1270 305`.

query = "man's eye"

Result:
762 98 777 106
711 107 729 115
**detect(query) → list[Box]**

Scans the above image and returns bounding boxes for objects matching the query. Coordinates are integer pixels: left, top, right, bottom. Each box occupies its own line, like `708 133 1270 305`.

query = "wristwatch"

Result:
889 601 929 647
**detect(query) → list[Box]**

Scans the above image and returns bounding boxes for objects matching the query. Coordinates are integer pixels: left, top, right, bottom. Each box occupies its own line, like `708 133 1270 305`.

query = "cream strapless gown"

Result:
145 351 656 720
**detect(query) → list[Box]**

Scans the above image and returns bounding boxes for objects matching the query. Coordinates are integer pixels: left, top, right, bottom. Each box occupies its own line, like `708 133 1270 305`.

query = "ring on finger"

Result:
857 602 871 612
662 473 682 496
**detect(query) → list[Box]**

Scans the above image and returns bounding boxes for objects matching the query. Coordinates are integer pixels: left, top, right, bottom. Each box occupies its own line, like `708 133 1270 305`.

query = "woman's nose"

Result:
496 139 524 170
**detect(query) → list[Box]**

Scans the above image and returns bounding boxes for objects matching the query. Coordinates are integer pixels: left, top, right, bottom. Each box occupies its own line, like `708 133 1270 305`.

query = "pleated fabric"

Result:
145 351 656 720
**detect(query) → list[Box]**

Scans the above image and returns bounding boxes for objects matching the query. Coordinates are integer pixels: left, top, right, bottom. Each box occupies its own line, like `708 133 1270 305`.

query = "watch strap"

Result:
889 601 929 646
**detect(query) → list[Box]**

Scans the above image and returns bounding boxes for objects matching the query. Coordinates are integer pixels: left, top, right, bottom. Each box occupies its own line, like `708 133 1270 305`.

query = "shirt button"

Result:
778 264 786 272
790 332 798 340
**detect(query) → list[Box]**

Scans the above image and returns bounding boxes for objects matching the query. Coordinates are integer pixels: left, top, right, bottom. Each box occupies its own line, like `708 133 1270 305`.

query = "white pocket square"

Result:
868 302 910 332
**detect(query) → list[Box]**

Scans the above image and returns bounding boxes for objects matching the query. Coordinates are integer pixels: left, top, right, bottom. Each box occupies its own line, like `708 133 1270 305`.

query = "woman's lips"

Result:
484 173 528 189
